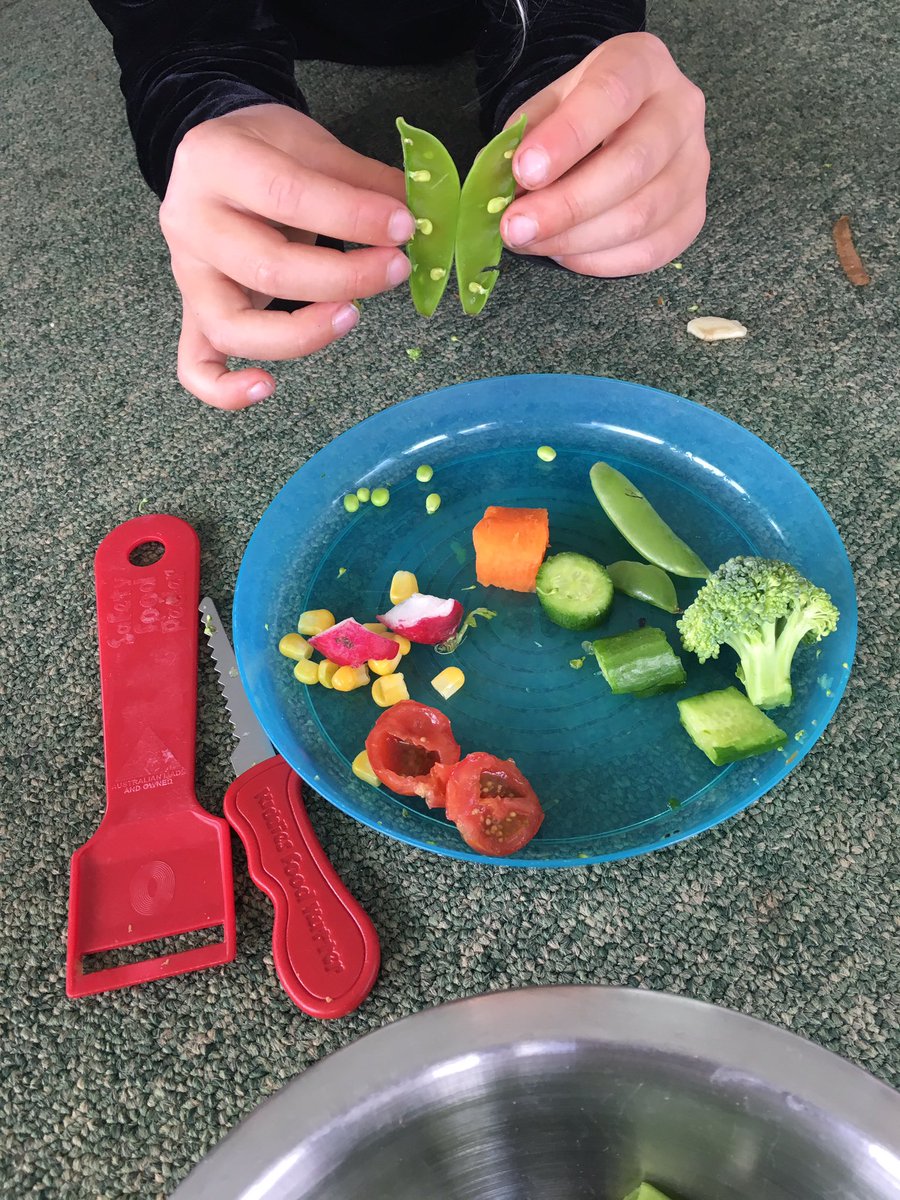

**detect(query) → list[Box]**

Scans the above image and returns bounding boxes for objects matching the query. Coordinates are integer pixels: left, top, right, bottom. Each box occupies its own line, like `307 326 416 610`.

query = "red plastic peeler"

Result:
66 516 236 997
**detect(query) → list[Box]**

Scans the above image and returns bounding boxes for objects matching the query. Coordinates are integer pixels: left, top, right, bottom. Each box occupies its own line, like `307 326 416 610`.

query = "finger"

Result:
524 135 709 258
511 33 670 189
502 75 569 134
310 139 407 204
183 132 415 245
551 200 707 277
222 105 408 202
177 207 411 301
182 266 361 361
503 91 704 249
177 306 276 411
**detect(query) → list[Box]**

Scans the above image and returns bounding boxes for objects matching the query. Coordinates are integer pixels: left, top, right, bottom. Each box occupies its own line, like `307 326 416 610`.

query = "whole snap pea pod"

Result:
456 115 527 315
607 560 680 613
590 462 711 579
396 118 460 317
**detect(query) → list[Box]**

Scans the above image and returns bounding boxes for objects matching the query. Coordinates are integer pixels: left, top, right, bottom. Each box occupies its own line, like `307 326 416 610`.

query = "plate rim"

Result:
234 373 857 868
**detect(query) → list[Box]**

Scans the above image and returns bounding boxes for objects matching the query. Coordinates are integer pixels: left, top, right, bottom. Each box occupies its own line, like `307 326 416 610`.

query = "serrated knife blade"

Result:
197 594 380 1018
199 596 274 776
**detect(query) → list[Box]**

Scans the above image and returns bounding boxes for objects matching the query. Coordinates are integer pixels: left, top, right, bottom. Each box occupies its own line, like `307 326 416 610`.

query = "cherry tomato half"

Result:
365 700 461 808
445 752 544 856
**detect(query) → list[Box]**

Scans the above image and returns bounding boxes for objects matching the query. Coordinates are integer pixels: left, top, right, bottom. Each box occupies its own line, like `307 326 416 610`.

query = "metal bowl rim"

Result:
174 986 900 1198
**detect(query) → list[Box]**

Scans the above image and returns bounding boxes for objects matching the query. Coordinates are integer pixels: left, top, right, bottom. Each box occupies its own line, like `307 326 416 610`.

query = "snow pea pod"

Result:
456 115 527 315
590 462 711 579
396 118 460 317
607 560 680 613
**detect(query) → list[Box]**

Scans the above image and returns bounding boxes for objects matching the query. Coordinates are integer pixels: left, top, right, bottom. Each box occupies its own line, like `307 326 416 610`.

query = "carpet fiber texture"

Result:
1 0 898 1195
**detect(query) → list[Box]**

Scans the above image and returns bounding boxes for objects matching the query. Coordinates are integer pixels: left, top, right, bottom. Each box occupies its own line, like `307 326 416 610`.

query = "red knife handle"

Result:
93 515 201 822
224 757 380 1018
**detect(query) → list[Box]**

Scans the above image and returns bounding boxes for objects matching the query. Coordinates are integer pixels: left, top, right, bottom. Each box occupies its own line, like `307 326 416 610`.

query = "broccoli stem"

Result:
730 609 816 709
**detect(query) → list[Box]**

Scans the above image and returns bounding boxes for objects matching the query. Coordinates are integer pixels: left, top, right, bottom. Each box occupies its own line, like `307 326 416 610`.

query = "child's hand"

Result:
160 105 414 408
501 34 709 276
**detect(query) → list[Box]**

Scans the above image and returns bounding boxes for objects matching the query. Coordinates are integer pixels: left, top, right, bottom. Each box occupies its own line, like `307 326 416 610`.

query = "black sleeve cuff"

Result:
88 1 306 198
477 1 647 136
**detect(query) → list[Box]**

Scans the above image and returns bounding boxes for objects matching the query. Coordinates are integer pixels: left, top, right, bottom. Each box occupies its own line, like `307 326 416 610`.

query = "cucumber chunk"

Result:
677 686 788 765
592 626 686 697
536 552 614 631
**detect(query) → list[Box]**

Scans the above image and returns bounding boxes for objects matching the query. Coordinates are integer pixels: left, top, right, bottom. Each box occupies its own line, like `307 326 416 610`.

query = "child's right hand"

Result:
159 105 415 409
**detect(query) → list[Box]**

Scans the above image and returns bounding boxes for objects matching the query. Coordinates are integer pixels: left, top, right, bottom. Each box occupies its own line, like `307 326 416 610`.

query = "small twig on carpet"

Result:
832 215 871 286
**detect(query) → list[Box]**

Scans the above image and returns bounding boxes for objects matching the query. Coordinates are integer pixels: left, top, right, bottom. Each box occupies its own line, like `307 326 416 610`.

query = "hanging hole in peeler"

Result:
129 541 165 567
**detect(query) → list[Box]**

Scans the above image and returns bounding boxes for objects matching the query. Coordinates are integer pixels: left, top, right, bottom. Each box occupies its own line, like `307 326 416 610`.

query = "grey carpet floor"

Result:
1 0 898 1195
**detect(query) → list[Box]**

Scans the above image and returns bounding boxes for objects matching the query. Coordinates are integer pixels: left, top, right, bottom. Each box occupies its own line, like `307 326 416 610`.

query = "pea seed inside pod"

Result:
487 196 511 214
409 169 432 182
416 218 433 235
429 268 446 280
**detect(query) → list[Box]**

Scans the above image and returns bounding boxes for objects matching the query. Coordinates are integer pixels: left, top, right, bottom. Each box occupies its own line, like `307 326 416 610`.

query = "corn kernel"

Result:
352 750 381 787
332 664 370 692
390 570 419 605
431 666 465 699
298 609 335 636
293 659 319 685
317 659 339 688
369 648 403 675
279 633 312 661
363 621 388 634
388 633 412 656
371 673 409 707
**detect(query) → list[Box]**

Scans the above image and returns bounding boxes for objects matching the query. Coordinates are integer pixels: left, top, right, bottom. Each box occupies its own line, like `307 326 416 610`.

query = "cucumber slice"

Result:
677 686 787 765
535 552 614 631
592 626 686 697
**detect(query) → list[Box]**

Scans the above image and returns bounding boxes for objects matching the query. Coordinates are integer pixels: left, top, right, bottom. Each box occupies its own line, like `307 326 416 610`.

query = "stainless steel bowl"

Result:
174 988 900 1200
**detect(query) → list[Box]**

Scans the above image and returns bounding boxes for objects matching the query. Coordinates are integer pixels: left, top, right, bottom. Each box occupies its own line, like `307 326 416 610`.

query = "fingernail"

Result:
388 209 417 242
516 147 549 187
332 303 360 336
247 380 273 403
504 214 539 247
387 254 412 286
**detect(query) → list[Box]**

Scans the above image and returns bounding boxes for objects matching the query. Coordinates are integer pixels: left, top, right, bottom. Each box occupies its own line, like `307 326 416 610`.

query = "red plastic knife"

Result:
199 596 380 1018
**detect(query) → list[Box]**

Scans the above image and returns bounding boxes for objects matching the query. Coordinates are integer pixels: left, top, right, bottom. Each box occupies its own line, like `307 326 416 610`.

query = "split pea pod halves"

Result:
590 462 711 579
396 118 460 317
456 115 527 316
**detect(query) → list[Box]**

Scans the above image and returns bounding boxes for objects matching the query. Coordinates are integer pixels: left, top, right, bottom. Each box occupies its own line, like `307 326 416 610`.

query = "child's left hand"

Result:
501 33 709 276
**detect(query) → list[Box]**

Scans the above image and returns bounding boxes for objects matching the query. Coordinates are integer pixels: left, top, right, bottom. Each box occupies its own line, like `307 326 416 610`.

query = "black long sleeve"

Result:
87 0 646 200
476 1 646 135
88 0 309 197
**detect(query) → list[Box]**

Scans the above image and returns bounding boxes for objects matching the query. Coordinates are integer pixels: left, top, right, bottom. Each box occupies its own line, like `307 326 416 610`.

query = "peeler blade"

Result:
199 596 274 777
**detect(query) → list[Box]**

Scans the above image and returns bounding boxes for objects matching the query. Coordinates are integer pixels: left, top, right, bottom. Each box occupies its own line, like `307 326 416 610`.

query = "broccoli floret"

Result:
677 557 839 709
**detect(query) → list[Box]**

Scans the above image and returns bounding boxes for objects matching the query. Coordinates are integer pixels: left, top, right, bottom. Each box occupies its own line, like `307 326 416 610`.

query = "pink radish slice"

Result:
378 593 464 646
308 618 400 667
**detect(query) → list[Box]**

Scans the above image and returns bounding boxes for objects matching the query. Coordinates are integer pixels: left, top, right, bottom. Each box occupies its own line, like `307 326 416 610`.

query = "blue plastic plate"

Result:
233 375 856 867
